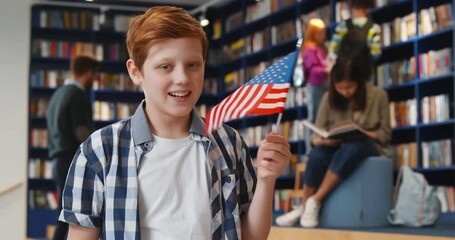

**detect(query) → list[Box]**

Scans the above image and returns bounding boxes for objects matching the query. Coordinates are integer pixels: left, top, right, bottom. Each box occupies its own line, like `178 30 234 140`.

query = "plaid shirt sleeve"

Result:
236 131 257 214
58 134 105 228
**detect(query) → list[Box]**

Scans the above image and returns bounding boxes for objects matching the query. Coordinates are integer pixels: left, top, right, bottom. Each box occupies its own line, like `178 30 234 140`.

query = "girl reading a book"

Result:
276 47 391 228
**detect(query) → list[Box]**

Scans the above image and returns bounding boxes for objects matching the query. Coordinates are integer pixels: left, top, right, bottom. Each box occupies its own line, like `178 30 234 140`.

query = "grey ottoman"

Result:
319 156 393 228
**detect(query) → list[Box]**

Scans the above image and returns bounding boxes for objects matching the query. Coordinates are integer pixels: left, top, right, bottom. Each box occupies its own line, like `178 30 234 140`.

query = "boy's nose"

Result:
173 66 189 84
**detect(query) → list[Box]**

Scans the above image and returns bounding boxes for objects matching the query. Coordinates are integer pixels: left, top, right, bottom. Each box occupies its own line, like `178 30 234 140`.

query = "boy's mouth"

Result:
168 91 190 98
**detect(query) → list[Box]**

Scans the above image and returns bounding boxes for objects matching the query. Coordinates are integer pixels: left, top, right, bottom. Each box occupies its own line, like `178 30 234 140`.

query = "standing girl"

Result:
301 18 330 154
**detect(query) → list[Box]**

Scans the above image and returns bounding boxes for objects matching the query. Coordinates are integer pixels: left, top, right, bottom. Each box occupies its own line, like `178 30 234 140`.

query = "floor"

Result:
270 213 455 240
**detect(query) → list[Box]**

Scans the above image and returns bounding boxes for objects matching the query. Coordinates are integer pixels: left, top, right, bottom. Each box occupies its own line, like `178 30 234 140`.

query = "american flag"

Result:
205 48 300 134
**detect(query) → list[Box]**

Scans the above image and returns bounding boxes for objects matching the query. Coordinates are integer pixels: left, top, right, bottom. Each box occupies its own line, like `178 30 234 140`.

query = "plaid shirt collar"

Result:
131 100 207 146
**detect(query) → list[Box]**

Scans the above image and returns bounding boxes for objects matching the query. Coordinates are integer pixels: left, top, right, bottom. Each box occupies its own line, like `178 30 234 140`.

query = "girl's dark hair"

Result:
329 47 372 111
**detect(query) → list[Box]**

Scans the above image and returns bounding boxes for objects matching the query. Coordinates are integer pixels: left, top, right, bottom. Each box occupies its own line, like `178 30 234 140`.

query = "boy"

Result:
326 0 381 70
59 6 291 240
46 55 100 240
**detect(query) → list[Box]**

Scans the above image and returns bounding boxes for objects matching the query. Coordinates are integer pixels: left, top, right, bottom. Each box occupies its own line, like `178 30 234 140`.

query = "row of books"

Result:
224 0 347 35
389 99 417 128
30 70 67 88
30 129 48 148
28 159 53 179
34 9 131 33
93 73 140 92
421 94 451 124
377 57 416 88
422 139 453 169
439 186 455 213
218 18 297 64
271 19 297 46
391 139 453 169
29 190 58 210
31 39 128 61
36 9 99 31
30 97 49 118
239 119 305 148
389 94 450 128
381 3 453 47
93 101 139 121
391 142 418 168
418 4 453 36
30 70 137 91
418 48 452 79
245 27 271 55
224 0 294 34
214 1 344 65
381 12 417 46
377 48 452 88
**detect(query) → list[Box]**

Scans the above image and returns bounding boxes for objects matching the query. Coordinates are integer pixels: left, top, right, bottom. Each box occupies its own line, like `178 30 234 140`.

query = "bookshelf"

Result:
372 0 455 186
208 0 454 213
26 0 454 237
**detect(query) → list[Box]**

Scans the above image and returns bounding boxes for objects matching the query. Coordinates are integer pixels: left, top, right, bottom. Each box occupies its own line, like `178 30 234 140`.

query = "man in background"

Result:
46 55 100 240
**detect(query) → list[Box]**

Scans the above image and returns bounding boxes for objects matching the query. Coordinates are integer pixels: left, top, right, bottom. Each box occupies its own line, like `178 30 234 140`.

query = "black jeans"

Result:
52 151 75 240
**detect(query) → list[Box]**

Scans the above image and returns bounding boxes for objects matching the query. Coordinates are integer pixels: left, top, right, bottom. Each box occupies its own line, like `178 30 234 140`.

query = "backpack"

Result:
388 165 441 227
338 18 373 57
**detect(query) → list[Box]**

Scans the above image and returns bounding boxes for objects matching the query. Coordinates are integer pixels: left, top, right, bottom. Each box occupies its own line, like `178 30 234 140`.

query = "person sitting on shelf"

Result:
46 55 100 240
58 6 292 240
326 0 381 72
301 18 330 154
276 47 391 228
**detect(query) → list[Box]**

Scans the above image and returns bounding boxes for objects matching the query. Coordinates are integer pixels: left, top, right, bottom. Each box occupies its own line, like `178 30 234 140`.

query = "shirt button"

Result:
144 142 151 148
226 176 231 183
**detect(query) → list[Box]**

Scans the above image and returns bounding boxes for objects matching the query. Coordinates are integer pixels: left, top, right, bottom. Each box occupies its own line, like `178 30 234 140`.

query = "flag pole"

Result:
272 38 303 134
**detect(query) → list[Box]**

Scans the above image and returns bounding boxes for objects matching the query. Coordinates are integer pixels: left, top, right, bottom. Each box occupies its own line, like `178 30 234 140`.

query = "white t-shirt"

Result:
138 135 211 240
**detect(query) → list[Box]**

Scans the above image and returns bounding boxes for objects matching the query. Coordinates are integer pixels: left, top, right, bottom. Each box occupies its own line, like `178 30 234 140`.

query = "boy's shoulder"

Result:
83 117 132 149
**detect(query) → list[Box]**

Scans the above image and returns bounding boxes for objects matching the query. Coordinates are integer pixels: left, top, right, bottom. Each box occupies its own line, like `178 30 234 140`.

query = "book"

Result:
302 120 368 139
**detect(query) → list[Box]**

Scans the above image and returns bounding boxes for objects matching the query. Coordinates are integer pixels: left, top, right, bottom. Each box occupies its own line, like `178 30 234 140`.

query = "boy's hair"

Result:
302 18 326 50
70 55 100 77
126 6 208 71
329 47 372 111
348 0 372 9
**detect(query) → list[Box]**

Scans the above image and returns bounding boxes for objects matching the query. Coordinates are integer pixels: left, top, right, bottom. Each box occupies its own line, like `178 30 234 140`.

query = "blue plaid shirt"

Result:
59 101 257 240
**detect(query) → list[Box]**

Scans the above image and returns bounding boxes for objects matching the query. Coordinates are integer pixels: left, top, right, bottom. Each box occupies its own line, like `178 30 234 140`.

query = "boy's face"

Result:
129 38 204 120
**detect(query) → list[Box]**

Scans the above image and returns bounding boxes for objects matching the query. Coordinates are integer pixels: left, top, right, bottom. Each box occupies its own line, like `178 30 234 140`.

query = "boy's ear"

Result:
126 59 142 85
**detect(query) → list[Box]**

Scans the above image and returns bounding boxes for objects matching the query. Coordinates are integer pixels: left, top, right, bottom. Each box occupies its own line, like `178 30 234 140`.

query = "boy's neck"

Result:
145 107 191 139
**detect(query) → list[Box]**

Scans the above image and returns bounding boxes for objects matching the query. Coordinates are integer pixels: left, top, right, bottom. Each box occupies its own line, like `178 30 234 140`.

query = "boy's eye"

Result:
159 65 172 71
188 62 201 69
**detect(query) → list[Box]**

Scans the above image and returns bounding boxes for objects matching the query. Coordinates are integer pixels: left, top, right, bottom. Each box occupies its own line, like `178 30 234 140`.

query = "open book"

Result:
303 120 369 139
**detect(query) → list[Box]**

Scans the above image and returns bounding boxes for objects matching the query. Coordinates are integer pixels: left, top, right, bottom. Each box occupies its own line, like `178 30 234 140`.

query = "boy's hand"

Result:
256 133 292 181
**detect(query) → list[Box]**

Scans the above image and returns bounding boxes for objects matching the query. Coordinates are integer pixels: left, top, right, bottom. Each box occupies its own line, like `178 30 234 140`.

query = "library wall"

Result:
0 0 32 239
